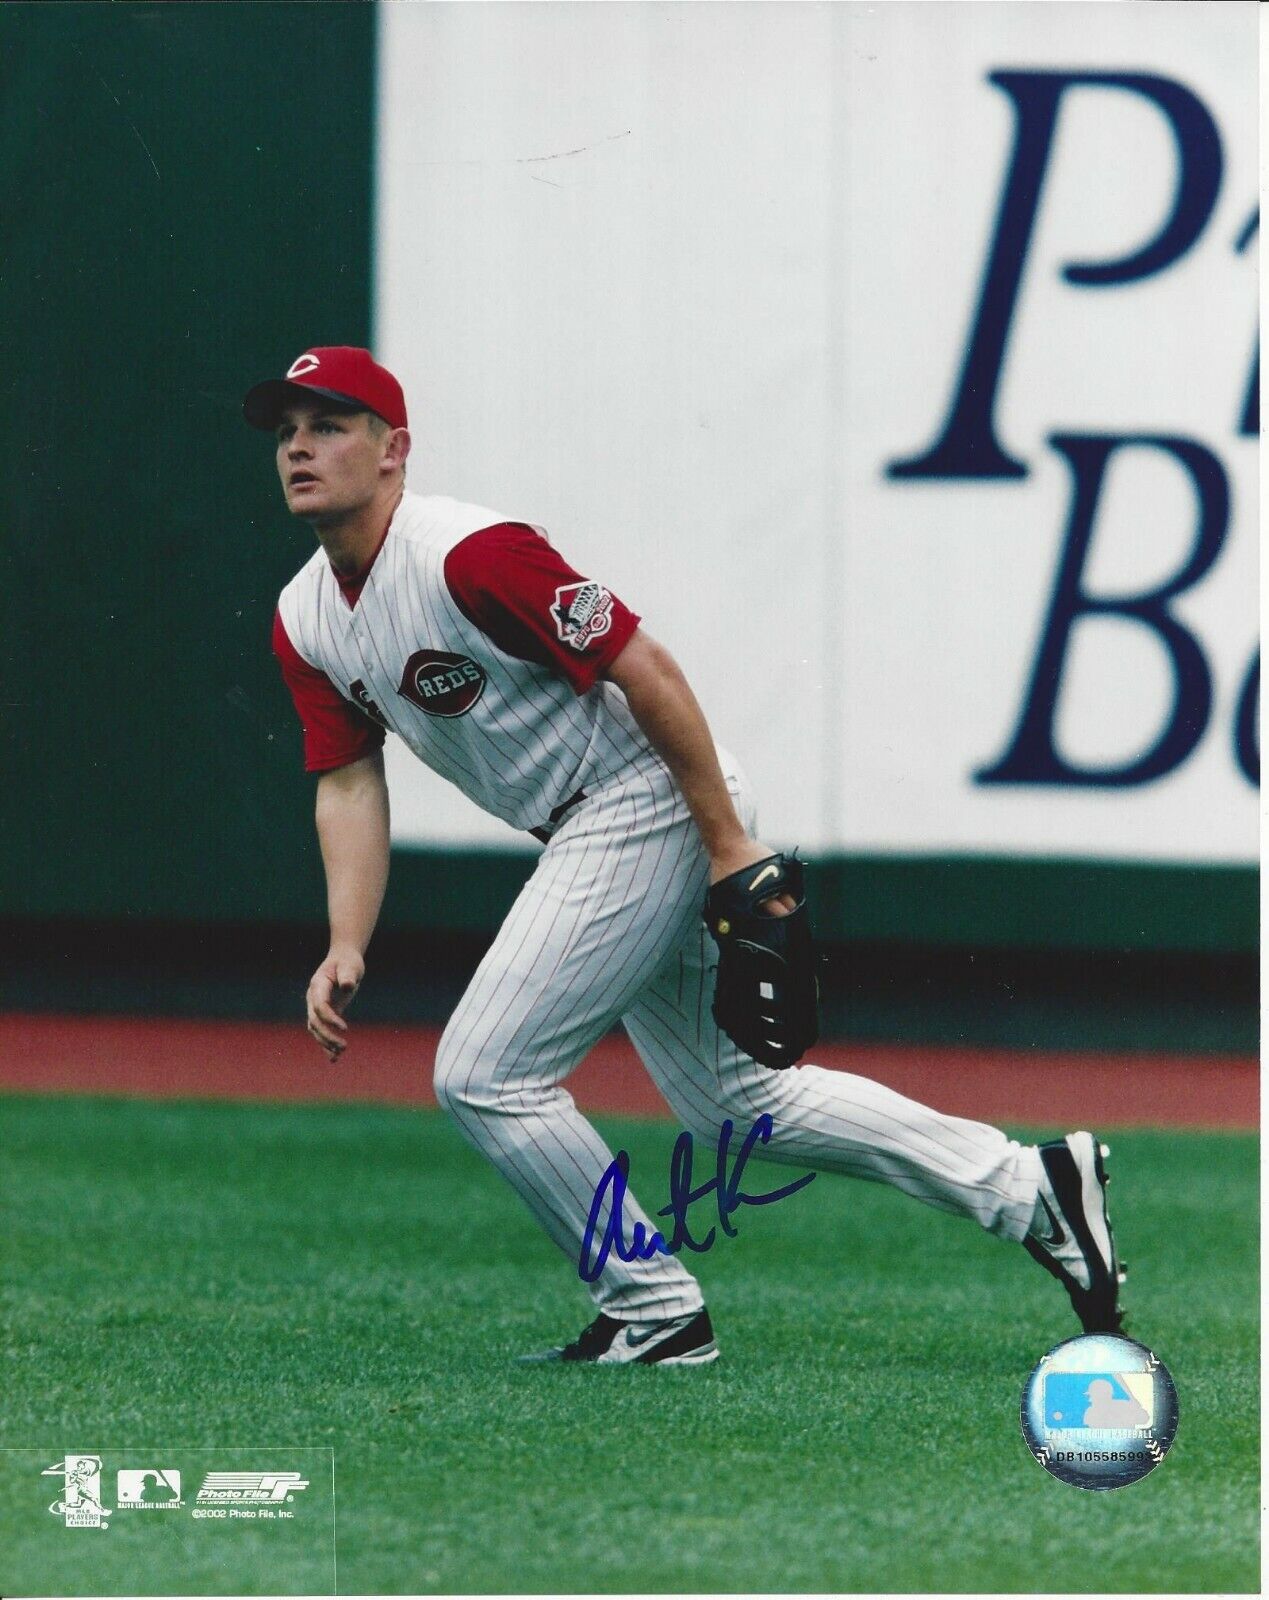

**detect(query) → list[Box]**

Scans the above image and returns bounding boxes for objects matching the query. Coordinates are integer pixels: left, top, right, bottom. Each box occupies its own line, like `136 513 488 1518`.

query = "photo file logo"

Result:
196 1471 310 1503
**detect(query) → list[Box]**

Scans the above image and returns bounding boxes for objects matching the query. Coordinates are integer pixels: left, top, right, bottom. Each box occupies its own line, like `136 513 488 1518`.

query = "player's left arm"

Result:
604 628 794 910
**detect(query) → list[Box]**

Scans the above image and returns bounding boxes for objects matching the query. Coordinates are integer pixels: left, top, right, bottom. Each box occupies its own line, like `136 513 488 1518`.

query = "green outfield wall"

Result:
1 3 1256 959
379 850 1256 956
1 2 375 927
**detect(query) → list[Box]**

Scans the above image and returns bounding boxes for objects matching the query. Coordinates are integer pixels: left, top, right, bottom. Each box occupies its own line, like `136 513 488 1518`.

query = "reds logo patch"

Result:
550 581 614 652
397 649 487 718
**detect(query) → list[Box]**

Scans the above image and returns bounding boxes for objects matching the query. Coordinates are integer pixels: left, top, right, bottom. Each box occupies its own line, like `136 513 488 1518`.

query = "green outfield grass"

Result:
0 1094 1258 1595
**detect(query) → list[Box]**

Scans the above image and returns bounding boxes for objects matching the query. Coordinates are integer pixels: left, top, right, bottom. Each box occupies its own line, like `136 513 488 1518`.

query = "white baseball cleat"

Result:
1024 1131 1125 1334
519 1307 719 1365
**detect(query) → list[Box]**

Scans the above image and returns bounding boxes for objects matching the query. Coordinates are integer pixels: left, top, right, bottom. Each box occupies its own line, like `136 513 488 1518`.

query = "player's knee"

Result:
435 1028 561 1122
690 1084 802 1150
432 1033 477 1116
674 1095 752 1147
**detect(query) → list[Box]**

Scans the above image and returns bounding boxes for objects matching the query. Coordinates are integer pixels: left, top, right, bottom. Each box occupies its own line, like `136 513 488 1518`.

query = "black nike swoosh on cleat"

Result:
1036 1193 1066 1249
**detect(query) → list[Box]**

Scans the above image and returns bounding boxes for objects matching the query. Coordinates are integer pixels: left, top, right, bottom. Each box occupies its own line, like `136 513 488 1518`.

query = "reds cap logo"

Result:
550 581 614 652
397 649 486 718
286 353 321 378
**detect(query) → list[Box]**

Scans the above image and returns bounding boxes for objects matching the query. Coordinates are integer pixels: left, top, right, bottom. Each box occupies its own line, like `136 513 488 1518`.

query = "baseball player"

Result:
246 346 1125 1365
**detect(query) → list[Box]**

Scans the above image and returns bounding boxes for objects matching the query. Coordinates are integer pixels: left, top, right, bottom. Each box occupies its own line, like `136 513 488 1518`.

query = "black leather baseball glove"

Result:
704 851 820 1069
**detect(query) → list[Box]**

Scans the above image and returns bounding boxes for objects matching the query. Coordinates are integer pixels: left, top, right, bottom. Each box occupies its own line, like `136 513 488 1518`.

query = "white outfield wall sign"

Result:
375 2 1256 869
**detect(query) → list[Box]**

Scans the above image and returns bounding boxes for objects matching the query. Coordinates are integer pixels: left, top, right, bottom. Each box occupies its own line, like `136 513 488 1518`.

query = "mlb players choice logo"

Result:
1021 1333 1178 1490
551 580 614 652
397 648 487 718
42 1455 111 1529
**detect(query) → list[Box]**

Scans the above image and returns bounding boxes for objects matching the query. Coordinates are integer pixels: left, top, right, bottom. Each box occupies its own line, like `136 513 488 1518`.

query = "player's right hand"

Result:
708 839 798 917
306 946 365 1061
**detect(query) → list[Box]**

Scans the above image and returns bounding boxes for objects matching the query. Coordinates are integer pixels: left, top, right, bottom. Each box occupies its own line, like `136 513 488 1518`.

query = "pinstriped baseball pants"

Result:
433 756 1044 1323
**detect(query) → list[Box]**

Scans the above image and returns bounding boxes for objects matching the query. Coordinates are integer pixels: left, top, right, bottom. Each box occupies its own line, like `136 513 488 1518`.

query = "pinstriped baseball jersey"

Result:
276 491 665 831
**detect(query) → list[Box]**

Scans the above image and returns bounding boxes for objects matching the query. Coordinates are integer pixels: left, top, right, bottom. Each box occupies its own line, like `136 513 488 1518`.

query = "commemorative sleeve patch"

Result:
550 580 615 652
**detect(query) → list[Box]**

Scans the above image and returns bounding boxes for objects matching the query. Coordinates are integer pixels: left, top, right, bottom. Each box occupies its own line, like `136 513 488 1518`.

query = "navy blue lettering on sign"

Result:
1234 652 1259 786
1234 209 1259 437
975 434 1227 789
887 71 1223 481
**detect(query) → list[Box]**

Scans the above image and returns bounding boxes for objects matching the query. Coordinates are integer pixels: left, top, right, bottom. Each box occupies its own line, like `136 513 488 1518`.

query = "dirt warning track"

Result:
0 1012 1255 1129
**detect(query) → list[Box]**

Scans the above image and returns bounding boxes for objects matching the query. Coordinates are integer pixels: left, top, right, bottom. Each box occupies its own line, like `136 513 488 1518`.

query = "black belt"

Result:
529 788 586 844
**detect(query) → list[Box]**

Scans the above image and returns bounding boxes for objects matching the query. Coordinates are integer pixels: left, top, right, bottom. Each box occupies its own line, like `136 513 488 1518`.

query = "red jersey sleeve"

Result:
443 523 641 694
272 608 387 773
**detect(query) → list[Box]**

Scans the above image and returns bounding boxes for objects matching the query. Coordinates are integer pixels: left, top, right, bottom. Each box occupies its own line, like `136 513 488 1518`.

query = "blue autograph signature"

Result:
578 1114 816 1282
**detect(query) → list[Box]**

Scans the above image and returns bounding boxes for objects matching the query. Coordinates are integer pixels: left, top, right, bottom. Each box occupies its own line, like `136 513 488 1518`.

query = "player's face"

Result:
274 402 391 521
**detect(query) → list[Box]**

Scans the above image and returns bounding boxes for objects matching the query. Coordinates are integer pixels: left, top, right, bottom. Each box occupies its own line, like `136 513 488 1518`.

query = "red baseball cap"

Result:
242 346 408 431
